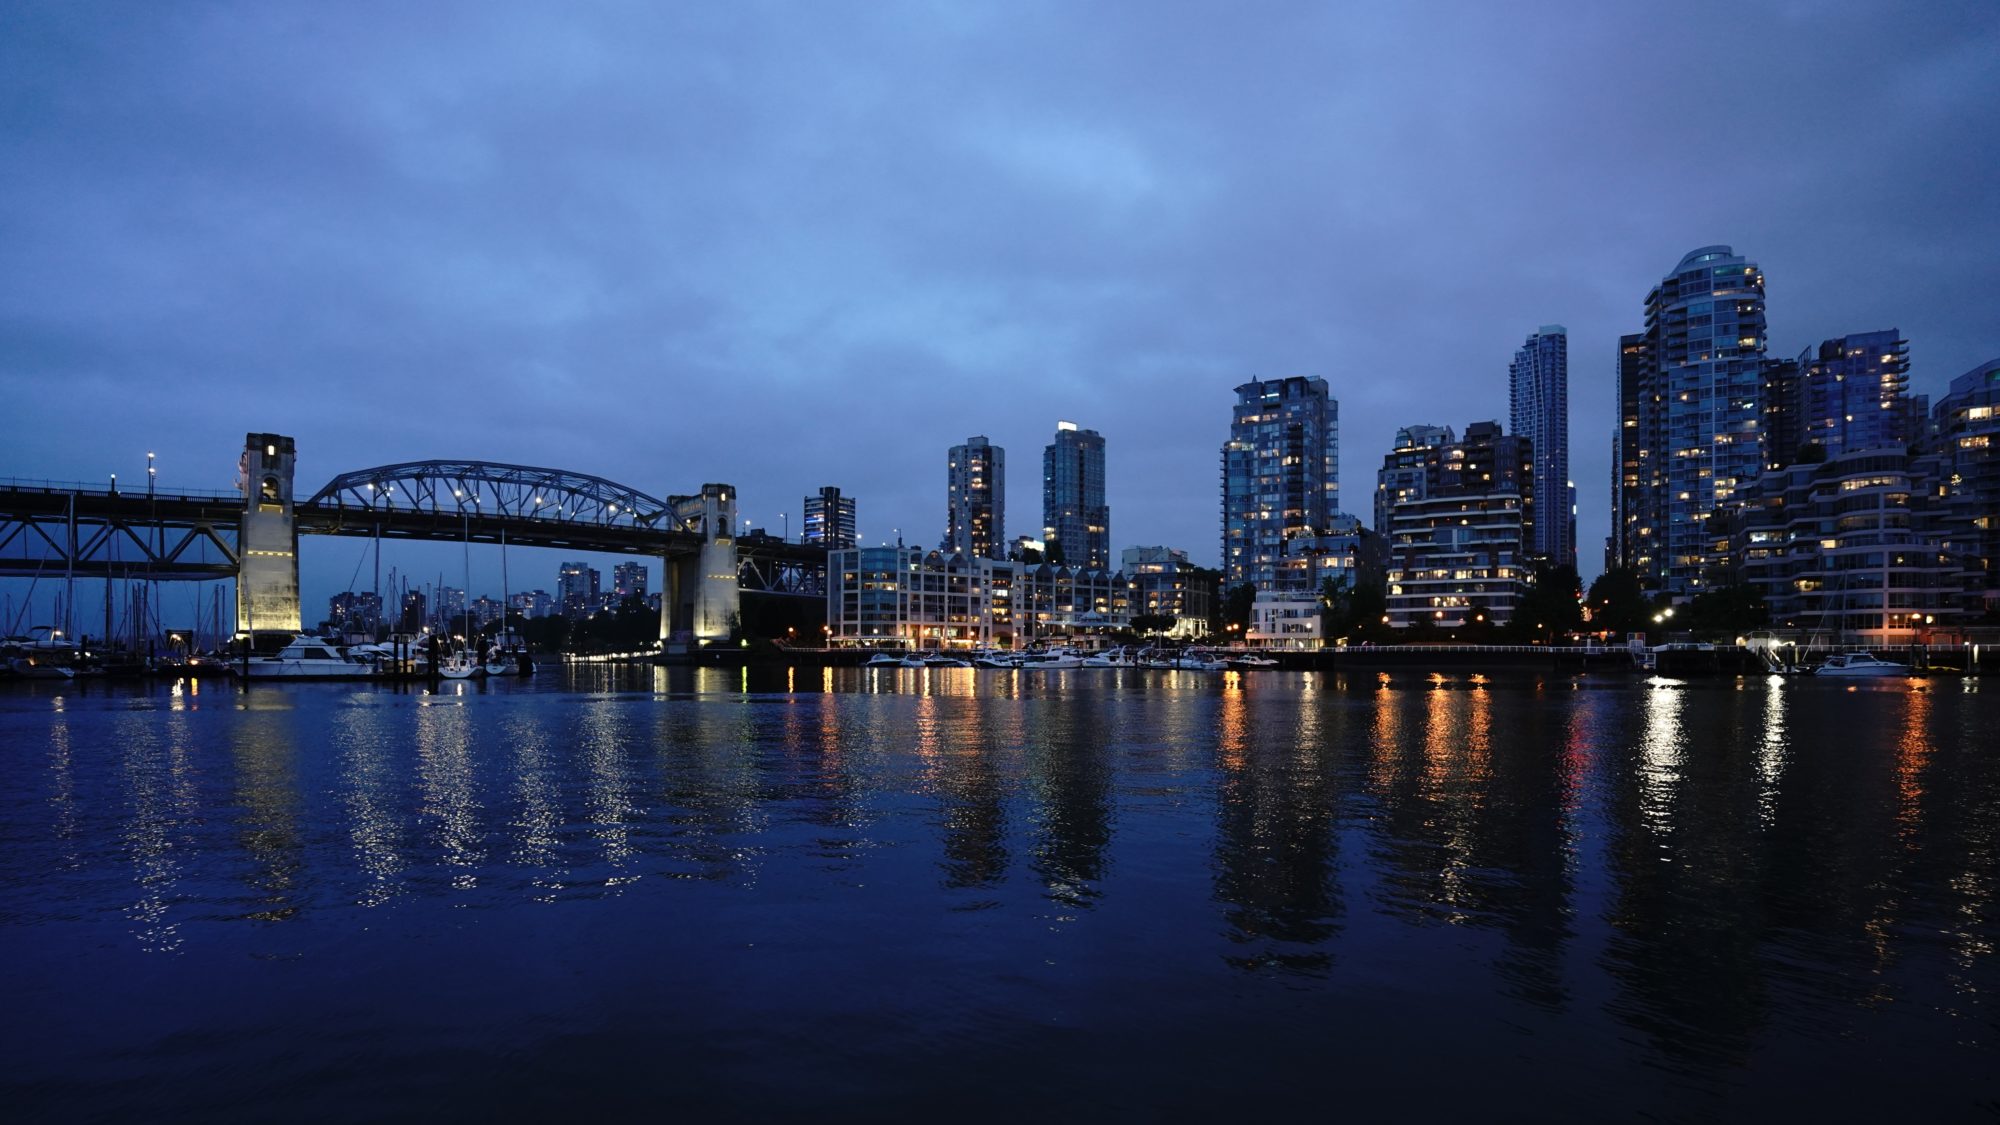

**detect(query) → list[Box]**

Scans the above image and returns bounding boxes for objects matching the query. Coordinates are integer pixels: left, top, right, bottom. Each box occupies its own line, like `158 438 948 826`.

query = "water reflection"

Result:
6 673 1999 1118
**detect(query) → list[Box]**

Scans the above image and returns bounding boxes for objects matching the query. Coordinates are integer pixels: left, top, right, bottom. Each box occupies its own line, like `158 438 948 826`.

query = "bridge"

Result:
0 432 827 645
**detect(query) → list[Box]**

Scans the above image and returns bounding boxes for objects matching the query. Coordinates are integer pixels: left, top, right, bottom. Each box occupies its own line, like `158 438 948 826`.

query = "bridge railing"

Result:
0 476 242 500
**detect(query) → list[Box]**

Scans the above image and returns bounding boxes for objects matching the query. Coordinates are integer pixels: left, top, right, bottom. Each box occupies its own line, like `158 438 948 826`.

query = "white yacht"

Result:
1814 651 1915 678
244 636 377 681
864 651 908 667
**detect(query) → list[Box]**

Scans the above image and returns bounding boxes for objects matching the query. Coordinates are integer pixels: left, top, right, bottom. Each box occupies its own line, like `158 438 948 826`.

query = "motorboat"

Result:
1813 651 1915 678
865 651 908 667
4 653 74 679
1227 654 1280 669
971 650 1022 669
244 635 377 681
1081 647 1136 667
1019 649 1083 669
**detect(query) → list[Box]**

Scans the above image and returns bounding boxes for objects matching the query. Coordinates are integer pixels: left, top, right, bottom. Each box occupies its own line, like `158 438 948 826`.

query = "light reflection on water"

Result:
0 670 1995 1119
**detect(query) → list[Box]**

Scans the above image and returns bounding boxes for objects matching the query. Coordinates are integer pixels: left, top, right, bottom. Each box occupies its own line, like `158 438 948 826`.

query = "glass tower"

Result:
1620 246 1767 595
1509 325 1572 567
1221 376 1339 594
946 436 1005 560
1041 421 1109 568
803 485 857 550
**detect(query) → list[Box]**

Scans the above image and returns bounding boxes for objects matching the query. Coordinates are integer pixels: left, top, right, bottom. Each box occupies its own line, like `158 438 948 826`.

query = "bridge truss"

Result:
0 486 241 580
305 461 694 534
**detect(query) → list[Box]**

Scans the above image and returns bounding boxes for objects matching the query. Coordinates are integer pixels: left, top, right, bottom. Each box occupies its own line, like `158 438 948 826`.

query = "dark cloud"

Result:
4 0 1996 615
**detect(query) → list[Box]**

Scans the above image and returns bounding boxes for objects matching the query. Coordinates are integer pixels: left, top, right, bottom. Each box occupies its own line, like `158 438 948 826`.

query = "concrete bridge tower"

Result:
236 432 302 635
663 483 741 646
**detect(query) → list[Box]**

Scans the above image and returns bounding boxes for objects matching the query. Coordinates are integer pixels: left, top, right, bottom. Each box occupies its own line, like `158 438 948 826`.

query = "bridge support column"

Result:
661 483 739 646
236 432 302 635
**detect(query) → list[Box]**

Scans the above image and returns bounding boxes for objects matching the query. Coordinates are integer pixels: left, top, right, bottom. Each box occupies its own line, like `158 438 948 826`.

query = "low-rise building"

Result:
1736 445 1966 643
827 546 1018 650
1122 546 1214 637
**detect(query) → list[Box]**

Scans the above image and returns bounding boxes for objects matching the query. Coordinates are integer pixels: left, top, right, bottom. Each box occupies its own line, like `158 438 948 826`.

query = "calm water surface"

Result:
1 667 1995 1121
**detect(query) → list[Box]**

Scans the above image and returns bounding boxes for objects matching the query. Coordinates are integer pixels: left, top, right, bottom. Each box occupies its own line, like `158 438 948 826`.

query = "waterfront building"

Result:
1247 594 1324 649
946 436 1006 560
1735 445 1966 643
1122 546 1215 637
612 561 648 602
1221 376 1342 595
1384 421 1535 629
1373 424 1455 535
802 486 857 550
1018 562 1129 642
508 589 554 619
557 561 599 619
1932 358 2000 615
826 546 1018 650
1617 246 1766 595
1042 421 1109 569
1763 330 1919 465
1510 325 1572 565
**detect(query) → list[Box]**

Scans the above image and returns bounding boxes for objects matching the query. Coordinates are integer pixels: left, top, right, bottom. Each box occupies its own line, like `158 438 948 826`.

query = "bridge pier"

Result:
662 483 739 646
236 432 301 635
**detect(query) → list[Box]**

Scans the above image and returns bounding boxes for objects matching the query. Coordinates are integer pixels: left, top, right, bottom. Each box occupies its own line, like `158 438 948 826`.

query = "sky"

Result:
4 0 1998 624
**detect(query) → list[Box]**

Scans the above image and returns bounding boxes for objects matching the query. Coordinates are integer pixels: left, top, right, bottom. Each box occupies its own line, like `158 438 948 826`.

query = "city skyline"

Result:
3 4 1997 620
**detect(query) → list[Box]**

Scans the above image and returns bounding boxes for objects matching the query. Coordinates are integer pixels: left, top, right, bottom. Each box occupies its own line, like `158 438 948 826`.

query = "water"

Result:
1 668 1995 1121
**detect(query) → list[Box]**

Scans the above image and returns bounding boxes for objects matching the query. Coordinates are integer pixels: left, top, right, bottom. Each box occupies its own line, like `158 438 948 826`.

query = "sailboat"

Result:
439 512 486 680
484 527 532 676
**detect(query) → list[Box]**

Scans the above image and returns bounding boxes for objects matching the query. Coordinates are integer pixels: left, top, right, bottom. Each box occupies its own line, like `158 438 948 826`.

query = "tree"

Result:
1586 567 1651 636
1683 583 1768 636
1130 614 1176 635
1221 583 1256 638
1511 563 1583 641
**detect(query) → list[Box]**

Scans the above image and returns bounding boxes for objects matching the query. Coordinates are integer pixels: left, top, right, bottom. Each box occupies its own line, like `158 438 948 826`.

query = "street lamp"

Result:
147 451 155 498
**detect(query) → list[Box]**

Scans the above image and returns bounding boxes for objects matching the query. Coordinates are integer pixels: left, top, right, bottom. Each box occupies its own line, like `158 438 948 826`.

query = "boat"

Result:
1019 648 1083 669
485 632 533 676
1813 651 1915 678
439 645 487 680
243 635 377 680
1081 647 1137 667
864 651 908 667
4 653 75 679
971 650 1022 669
1226 654 1280 669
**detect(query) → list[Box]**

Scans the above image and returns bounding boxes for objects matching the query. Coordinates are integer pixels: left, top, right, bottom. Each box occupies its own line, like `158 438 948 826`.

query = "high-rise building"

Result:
1612 333 1653 576
327 591 382 638
1374 424 1455 535
508 590 555 620
946 436 1005 560
398 590 426 633
1042 421 1109 568
1933 358 2000 614
1221 377 1341 594
612 562 648 602
557 561 599 619
802 486 857 550
1762 330 1918 466
436 586 466 629
1510 325 1571 566
1617 246 1767 595
1384 421 1535 628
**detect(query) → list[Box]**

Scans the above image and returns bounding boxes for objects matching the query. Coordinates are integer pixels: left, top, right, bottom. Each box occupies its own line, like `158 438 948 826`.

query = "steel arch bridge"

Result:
304 460 698 534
